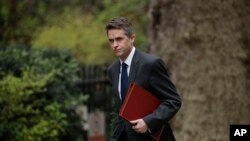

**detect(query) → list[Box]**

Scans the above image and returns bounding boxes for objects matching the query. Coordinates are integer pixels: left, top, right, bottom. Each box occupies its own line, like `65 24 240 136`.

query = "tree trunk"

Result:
148 0 250 141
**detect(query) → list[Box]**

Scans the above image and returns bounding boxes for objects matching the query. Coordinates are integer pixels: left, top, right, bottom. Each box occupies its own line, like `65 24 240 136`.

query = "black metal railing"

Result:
79 64 113 140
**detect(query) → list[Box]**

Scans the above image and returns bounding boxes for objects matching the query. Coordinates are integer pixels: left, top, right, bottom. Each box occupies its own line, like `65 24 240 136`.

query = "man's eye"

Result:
116 38 123 41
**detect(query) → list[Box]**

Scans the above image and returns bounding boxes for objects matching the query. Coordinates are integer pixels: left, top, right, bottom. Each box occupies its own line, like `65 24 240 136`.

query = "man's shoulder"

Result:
107 60 119 71
136 50 161 63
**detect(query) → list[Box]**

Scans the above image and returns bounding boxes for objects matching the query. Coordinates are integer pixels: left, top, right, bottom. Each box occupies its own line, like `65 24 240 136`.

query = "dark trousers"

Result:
117 131 127 141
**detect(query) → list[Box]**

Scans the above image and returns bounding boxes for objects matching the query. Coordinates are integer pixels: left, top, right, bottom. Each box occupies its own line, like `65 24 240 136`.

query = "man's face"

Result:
107 29 135 61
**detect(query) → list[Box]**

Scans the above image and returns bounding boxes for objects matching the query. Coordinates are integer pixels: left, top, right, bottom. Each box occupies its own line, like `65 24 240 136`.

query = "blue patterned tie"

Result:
121 62 128 102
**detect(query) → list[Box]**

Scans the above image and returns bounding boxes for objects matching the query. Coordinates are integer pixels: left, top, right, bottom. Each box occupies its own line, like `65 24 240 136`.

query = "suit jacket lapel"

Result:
128 50 140 84
113 50 140 104
113 61 120 101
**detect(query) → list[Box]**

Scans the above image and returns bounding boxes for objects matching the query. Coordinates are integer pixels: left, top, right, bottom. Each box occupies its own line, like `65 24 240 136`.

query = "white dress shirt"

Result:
118 47 136 100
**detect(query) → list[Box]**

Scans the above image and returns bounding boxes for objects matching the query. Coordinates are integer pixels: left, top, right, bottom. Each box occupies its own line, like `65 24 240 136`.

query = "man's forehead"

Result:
107 29 126 38
108 29 125 34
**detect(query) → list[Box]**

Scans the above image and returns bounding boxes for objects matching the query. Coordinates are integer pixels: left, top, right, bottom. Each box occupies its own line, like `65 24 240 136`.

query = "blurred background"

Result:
0 0 249 141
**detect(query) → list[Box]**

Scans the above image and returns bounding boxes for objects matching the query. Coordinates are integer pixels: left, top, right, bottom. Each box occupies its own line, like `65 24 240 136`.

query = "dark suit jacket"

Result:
107 49 181 141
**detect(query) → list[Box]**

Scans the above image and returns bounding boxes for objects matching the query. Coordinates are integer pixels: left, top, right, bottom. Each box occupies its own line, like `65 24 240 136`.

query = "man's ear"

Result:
130 34 136 44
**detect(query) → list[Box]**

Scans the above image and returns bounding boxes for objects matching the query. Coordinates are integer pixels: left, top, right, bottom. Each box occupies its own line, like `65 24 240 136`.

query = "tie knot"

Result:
122 62 127 68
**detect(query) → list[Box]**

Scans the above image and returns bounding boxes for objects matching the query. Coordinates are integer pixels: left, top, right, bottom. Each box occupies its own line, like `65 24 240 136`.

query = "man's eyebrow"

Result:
109 37 123 40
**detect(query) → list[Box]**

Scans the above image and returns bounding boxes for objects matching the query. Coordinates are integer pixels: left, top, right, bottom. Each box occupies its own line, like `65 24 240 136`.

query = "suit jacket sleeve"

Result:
143 58 182 133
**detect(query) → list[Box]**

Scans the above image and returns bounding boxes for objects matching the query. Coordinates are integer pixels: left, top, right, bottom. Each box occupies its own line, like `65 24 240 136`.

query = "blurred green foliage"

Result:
0 0 102 46
0 69 66 141
0 47 88 141
31 0 149 64
1 0 46 46
32 11 113 65
0 0 149 64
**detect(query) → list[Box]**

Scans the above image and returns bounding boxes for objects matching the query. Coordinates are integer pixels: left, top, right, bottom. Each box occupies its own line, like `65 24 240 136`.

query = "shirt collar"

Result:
120 47 135 67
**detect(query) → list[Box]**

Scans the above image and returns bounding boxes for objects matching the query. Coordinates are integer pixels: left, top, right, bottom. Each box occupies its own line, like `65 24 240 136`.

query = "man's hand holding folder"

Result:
130 119 149 134
119 82 164 141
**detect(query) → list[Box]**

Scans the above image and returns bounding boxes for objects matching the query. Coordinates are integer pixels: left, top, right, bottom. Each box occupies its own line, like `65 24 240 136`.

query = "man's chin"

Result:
115 53 122 58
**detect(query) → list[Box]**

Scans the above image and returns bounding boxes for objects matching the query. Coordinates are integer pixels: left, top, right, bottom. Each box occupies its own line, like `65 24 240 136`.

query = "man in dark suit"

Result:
105 17 181 141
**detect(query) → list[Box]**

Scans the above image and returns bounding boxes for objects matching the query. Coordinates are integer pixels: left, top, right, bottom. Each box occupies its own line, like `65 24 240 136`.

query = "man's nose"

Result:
113 41 118 47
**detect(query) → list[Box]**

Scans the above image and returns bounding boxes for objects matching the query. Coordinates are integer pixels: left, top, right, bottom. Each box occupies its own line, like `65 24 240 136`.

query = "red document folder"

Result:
119 83 164 141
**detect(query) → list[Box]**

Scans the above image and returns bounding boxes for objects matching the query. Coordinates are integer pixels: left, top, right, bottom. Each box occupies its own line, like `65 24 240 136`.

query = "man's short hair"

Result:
105 17 134 37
